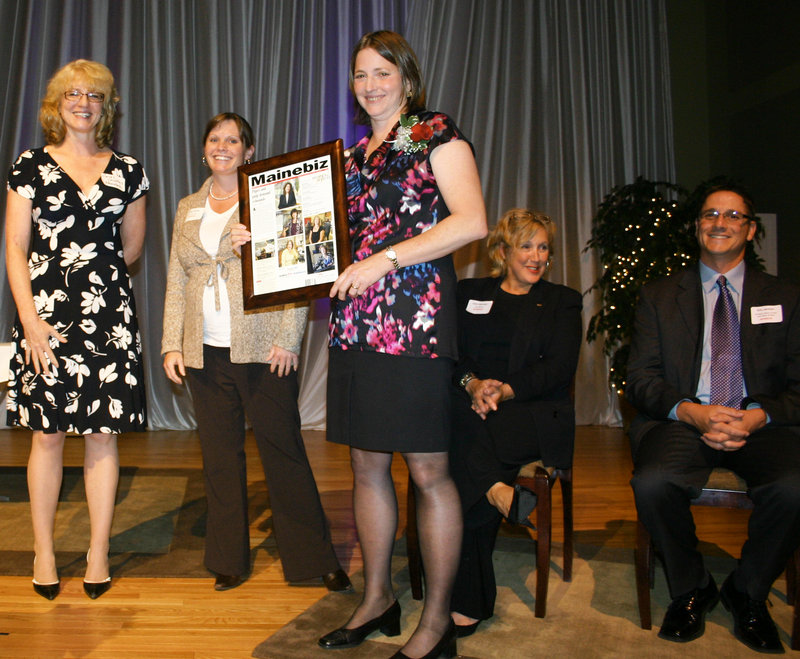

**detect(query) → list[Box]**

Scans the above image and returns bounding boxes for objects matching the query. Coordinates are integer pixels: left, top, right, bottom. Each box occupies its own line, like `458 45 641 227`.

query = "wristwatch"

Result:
385 246 400 270
459 372 477 390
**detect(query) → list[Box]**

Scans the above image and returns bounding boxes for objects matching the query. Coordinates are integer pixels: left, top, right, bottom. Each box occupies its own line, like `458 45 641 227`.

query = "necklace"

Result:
209 181 237 201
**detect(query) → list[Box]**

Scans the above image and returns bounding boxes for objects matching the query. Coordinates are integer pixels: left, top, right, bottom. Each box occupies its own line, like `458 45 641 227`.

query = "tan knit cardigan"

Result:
161 178 309 368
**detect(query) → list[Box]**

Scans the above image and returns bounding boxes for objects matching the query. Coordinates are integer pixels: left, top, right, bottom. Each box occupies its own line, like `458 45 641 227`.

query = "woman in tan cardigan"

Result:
161 113 349 593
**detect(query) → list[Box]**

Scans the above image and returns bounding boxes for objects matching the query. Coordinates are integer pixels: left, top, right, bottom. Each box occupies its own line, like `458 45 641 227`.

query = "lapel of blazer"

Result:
509 280 548 370
675 267 704 389
180 178 212 252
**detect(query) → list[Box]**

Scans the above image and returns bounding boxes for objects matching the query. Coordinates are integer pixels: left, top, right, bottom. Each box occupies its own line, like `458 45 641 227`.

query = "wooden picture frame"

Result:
238 139 350 309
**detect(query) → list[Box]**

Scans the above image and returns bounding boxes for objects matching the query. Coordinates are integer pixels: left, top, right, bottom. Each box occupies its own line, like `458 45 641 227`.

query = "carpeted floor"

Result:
253 537 796 658
0 465 275 578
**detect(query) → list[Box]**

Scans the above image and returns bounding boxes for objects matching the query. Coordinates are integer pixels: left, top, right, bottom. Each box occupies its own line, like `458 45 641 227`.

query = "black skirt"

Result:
326 349 453 453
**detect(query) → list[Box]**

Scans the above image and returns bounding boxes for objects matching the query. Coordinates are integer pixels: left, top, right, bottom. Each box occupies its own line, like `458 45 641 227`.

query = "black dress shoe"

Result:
390 619 457 658
32 580 60 600
507 484 537 529
720 572 784 653
83 577 111 599
454 619 480 638
323 569 354 593
658 574 719 642
318 600 401 649
214 573 245 591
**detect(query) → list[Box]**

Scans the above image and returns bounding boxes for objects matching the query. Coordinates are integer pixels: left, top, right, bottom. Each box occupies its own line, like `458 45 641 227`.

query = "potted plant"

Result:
584 177 693 397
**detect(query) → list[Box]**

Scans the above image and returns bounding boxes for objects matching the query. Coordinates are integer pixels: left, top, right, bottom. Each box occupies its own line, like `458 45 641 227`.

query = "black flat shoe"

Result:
390 620 457 658
507 483 537 529
323 569 354 593
658 575 719 642
83 577 111 599
720 572 783 653
32 579 60 600
455 619 480 638
318 600 401 649
214 573 246 591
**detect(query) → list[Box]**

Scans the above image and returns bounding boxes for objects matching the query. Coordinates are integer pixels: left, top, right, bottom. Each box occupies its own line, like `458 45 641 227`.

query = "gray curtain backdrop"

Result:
0 0 675 430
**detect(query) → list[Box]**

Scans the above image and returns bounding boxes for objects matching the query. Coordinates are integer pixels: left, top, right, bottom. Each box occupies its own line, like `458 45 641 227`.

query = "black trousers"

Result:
449 393 541 619
631 421 800 600
186 345 340 581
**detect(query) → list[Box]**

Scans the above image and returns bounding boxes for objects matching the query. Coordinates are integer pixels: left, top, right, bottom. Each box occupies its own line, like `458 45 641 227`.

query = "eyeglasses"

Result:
698 209 752 224
63 90 105 104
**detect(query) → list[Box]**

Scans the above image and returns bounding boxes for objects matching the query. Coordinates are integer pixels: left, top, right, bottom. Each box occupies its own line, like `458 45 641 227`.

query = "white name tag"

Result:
466 299 493 314
751 305 783 325
186 208 205 222
100 170 125 192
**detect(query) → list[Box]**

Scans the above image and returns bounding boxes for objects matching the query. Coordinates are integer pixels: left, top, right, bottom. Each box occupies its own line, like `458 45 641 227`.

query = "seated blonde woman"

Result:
448 208 582 636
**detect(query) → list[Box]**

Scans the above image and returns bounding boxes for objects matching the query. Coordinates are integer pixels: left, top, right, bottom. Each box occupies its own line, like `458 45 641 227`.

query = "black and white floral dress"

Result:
6 147 149 434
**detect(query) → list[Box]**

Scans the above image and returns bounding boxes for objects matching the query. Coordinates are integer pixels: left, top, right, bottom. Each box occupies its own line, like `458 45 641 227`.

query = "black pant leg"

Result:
630 421 714 598
723 426 800 599
186 346 250 576
240 363 340 581
450 499 503 621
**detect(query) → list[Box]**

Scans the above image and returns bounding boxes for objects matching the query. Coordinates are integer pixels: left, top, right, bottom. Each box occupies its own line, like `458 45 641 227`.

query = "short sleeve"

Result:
6 150 38 198
420 112 472 158
115 153 150 202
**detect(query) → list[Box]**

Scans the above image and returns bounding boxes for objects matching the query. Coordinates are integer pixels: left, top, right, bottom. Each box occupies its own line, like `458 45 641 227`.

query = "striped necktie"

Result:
709 275 743 408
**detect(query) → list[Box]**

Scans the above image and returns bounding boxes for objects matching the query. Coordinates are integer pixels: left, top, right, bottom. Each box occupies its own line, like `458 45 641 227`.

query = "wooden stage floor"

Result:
0 426 750 658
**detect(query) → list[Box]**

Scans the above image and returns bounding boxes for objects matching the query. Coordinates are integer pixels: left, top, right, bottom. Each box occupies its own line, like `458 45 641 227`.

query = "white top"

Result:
201 199 237 347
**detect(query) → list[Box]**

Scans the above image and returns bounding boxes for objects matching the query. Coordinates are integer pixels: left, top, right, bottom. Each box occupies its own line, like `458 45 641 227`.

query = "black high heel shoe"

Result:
390 620 457 659
83 550 111 599
32 556 60 600
507 483 537 529
318 600 401 649
32 579 60 600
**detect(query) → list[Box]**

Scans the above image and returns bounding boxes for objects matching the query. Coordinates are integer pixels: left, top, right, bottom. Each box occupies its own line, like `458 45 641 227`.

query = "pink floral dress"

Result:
329 111 468 359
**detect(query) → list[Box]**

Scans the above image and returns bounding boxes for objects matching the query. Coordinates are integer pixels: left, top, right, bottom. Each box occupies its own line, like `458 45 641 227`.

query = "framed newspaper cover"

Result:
238 139 351 309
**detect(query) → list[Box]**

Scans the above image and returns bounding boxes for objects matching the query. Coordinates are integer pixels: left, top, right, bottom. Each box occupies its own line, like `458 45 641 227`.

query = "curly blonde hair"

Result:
487 208 556 278
39 60 119 148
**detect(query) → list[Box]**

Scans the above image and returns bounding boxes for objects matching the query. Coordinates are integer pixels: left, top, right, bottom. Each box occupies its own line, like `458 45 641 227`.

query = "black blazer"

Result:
278 188 296 209
453 277 583 467
626 264 800 449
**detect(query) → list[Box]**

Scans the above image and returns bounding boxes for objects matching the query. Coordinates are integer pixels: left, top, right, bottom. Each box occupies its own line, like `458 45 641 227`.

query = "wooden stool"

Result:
406 459 573 618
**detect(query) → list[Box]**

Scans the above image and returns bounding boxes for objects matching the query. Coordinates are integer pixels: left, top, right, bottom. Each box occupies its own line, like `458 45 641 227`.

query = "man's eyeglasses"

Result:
63 90 105 104
698 209 752 224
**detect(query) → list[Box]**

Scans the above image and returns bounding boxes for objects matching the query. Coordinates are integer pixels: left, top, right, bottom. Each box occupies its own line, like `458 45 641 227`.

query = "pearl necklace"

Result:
209 181 237 201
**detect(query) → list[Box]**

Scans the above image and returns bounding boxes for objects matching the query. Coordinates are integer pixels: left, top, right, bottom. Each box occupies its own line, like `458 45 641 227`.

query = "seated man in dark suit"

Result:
627 183 800 653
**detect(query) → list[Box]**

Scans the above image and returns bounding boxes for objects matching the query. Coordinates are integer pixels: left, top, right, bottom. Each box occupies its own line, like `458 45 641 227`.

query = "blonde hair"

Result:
39 60 119 148
487 208 556 278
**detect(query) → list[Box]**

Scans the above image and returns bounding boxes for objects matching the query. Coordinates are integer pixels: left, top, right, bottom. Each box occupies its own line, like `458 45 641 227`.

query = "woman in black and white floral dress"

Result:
5 60 148 600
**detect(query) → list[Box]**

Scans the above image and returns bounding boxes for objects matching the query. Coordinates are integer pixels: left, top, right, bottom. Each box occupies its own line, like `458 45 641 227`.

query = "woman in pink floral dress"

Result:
320 31 487 659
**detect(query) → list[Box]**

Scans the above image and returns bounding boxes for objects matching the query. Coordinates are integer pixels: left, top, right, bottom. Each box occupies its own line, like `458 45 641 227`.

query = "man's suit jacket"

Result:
453 276 582 467
626 264 800 450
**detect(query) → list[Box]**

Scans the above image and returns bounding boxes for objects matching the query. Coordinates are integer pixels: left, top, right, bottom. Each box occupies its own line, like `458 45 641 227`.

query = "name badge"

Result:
751 305 783 325
100 170 126 192
186 208 204 222
466 299 493 314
